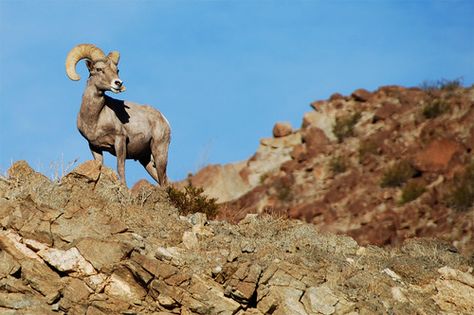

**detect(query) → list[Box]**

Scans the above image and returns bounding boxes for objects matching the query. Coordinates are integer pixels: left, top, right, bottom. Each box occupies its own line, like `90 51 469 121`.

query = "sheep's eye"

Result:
96 68 103 73
117 69 120 74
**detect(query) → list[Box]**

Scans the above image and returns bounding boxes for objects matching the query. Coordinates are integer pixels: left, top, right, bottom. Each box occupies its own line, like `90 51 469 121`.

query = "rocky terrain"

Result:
185 83 474 256
1 158 474 314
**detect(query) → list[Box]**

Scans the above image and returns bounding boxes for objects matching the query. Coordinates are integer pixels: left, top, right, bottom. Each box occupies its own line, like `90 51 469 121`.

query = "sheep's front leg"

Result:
115 136 127 185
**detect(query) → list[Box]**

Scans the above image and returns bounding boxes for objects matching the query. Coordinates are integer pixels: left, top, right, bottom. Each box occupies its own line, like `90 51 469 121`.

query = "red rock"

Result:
272 122 293 138
414 139 463 172
290 144 307 162
302 127 329 156
351 89 372 102
373 102 400 121
329 93 345 101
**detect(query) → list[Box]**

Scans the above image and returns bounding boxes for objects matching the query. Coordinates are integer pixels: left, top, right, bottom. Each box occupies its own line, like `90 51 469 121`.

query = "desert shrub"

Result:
333 112 361 143
400 181 426 204
446 162 474 211
358 140 378 161
329 156 348 174
166 182 218 218
381 160 416 188
422 99 448 119
419 78 463 92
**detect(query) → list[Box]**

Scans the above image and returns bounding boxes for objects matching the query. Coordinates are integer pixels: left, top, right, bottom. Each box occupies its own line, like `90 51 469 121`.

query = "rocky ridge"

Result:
1 160 474 314
185 84 474 255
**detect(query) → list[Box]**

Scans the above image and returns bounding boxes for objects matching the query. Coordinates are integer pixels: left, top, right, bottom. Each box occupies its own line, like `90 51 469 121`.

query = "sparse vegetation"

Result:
446 162 474 211
422 98 448 119
166 181 219 218
358 140 378 161
400 181 426 204
381 160 417 188
329 156 348 174
333 112 361 143
419 78 463 92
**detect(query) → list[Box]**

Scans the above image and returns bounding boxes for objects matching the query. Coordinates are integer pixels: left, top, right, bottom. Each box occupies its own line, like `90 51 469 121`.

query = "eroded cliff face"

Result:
1 160 473 314
185 84 474 255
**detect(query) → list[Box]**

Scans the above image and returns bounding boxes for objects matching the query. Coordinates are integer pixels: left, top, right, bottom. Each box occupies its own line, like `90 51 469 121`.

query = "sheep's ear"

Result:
85 59 94 72
108 51 120 65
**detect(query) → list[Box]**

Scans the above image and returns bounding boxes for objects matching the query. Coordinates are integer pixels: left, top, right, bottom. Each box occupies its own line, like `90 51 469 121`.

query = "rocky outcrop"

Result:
188 84 474 255
1 161 473 314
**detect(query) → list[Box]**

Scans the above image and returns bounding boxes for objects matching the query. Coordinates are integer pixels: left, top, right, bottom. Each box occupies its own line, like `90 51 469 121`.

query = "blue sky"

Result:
1 0 473 185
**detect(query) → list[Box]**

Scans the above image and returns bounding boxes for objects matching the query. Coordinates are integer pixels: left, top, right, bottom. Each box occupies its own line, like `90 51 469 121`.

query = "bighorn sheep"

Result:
65 44 170 186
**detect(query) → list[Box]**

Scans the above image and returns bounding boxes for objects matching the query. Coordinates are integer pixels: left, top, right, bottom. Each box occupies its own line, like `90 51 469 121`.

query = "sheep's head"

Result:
65 44 126 94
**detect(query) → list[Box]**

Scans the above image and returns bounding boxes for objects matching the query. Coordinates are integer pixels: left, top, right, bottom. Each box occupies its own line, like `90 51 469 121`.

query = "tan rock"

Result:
225 262 262 303
59 277 92 310
0 250 20 277
433 267 474 313
273 122 293 138
301 285 339 315
0 292 54 314
132 253 178 279
104 267 147 302
20 259 62 297
0 230 42 262
258 286 306 315
182 231 199 250
66 160 102 182
38 247 96 276
188 274 241 315
76 238 132 270
302 111 337 141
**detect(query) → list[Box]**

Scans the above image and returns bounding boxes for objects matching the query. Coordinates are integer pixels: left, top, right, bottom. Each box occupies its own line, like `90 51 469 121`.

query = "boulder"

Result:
272 122 293 138
351 88 372 102
76 238 132 271
414 138 463 172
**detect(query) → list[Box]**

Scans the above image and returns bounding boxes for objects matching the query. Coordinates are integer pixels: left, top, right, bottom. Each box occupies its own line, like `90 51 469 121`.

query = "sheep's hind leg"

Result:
139 156 160 183
151 138 169 186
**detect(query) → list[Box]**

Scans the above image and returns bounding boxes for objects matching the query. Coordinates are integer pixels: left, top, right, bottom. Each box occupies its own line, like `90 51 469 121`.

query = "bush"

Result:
446 162 474 211
422 99 448 119
333 112 361 143
358 140 378 161
329 156 348 174
419 78 463 92
400 181 426 204
166 182 219 218
381 160 416 188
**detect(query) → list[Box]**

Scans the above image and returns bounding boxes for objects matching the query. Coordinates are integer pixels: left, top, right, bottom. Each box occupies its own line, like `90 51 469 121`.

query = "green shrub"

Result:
381 160 416 188
422 99 448 119
333 112 361 143
446 162 474 211
166 182 219 218
400 181 426 204
329 156 348 174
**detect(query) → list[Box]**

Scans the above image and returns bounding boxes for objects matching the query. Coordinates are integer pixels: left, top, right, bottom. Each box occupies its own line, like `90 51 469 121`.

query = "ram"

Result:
66 44 170 186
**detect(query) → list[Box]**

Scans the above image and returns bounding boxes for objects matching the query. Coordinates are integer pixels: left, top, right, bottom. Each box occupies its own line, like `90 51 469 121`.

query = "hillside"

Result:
184 82 474 256
0 159 473 314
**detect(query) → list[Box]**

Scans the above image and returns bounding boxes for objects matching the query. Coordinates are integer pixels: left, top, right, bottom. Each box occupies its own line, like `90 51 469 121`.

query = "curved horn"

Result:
65 44 106 81
108 51 120 65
